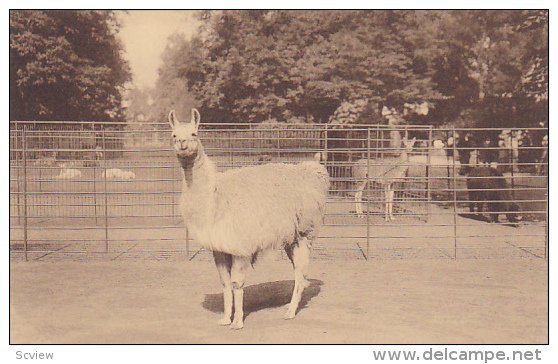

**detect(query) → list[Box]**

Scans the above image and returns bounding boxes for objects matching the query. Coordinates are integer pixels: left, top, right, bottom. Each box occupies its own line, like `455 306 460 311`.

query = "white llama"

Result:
169 109 330 329
353 137 416 221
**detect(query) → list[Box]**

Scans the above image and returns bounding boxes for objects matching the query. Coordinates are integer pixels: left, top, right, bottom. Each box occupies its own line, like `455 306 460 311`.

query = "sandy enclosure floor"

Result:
10 256 547 344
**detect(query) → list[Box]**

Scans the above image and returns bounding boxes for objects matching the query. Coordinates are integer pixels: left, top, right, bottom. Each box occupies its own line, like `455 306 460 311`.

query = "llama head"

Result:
168 108 202 160
398 136 416 160
401 137 416 151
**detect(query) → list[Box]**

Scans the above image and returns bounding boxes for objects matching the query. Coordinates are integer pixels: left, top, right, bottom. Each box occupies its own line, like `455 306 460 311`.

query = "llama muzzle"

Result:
176 140 198 156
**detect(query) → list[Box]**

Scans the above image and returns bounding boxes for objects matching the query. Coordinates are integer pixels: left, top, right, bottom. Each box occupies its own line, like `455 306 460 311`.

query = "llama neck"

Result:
181 149 215 190
178 149 217 236
179 147 217 229
399 150 409 162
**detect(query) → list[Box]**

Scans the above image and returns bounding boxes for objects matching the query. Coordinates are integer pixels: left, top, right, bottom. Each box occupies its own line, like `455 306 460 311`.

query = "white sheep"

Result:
103 168 136 180
169 109 329 330
54 163 82 179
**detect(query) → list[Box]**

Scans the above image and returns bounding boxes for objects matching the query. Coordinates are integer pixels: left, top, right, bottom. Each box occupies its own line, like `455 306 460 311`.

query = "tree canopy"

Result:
156 10 547 128
10 10 131 121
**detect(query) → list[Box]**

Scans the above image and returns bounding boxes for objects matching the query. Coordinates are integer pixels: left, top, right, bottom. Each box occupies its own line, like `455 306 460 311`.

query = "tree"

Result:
149 33 197 123
159 10 445 124
157 10 547 128
10 10 131 121
429 10 548 128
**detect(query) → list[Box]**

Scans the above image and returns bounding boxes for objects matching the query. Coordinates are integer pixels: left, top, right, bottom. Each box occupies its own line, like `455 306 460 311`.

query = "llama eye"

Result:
172 134 176 138
192 133 197 137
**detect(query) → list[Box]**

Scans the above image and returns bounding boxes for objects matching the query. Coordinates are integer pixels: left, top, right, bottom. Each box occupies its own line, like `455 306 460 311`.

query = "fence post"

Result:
509 132 516 200
276 128 281 159
366 127 371 260
380 128 384 159
172 158 177 219
322 124 328 226
426 126 433 223
16 126 22 225
22 125 29 261
92 124 98 225
38 159 42 191
228 131 233 167
544 192 550 260
446 130 451 192
185 227 190 259
323 124 328 163
93 156 98 225
451 127 458 260
102 127 109 253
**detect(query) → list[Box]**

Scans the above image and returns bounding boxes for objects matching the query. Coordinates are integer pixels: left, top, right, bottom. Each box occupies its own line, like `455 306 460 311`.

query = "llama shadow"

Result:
458 213 489 222
202 279 323 318
458 213 519 228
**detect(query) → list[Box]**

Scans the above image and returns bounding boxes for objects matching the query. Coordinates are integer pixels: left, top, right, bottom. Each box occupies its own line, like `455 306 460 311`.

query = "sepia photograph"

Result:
7 7 549 349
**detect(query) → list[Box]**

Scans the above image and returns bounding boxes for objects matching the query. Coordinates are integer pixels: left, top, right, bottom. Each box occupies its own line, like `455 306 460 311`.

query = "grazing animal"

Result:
170 108 329 329
466 166 521 223
103 168 136 180
353 137 416 221
54 163 82 179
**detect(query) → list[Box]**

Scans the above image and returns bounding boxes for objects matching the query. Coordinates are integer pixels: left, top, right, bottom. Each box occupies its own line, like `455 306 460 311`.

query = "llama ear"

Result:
168 110 179 128
191 108 201 130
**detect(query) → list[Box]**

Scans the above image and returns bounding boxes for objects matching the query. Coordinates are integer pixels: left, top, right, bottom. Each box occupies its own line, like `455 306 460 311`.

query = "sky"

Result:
117 11 200 90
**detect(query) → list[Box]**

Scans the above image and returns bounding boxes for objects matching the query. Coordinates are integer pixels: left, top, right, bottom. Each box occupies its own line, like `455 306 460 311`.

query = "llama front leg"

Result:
213 251 233 326
230 256 250 330
387 185 395 221
384 184 391 221
284 238 311 320
354 180 367 217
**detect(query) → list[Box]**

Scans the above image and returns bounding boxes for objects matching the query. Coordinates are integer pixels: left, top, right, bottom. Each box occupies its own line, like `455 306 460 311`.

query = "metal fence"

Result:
9 121 548 261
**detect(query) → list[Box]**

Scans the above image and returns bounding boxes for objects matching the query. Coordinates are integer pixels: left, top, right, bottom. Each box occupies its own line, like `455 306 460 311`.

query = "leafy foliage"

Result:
10 10 131 121
162 10 547 128
164 11 445 124
148 34 197 123
429 10 548 127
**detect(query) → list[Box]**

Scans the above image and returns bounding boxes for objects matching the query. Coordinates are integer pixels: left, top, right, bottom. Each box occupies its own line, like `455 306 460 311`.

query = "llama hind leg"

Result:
230 256 250 330
384 184 391 221
387 185 395 221
213 251 233 326
354 181 367 217
284 237 311 320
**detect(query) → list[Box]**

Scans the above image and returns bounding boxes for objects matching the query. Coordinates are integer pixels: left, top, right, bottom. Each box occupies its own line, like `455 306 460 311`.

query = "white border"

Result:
2 2 554 363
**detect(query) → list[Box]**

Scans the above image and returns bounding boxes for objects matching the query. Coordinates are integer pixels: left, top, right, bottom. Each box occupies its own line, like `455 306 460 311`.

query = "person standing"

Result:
458 132 473 175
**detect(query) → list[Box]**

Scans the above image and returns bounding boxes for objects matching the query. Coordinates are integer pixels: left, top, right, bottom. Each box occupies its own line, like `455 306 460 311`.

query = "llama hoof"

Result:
284 308 296 320
217 316 232 326
230 319 244 330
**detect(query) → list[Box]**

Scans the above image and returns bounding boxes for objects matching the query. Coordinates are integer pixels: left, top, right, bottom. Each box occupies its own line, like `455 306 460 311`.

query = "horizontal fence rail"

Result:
9 121 548 261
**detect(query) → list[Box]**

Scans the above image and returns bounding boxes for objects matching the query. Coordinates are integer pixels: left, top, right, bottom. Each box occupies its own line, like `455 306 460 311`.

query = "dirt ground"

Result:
10 255 547 344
